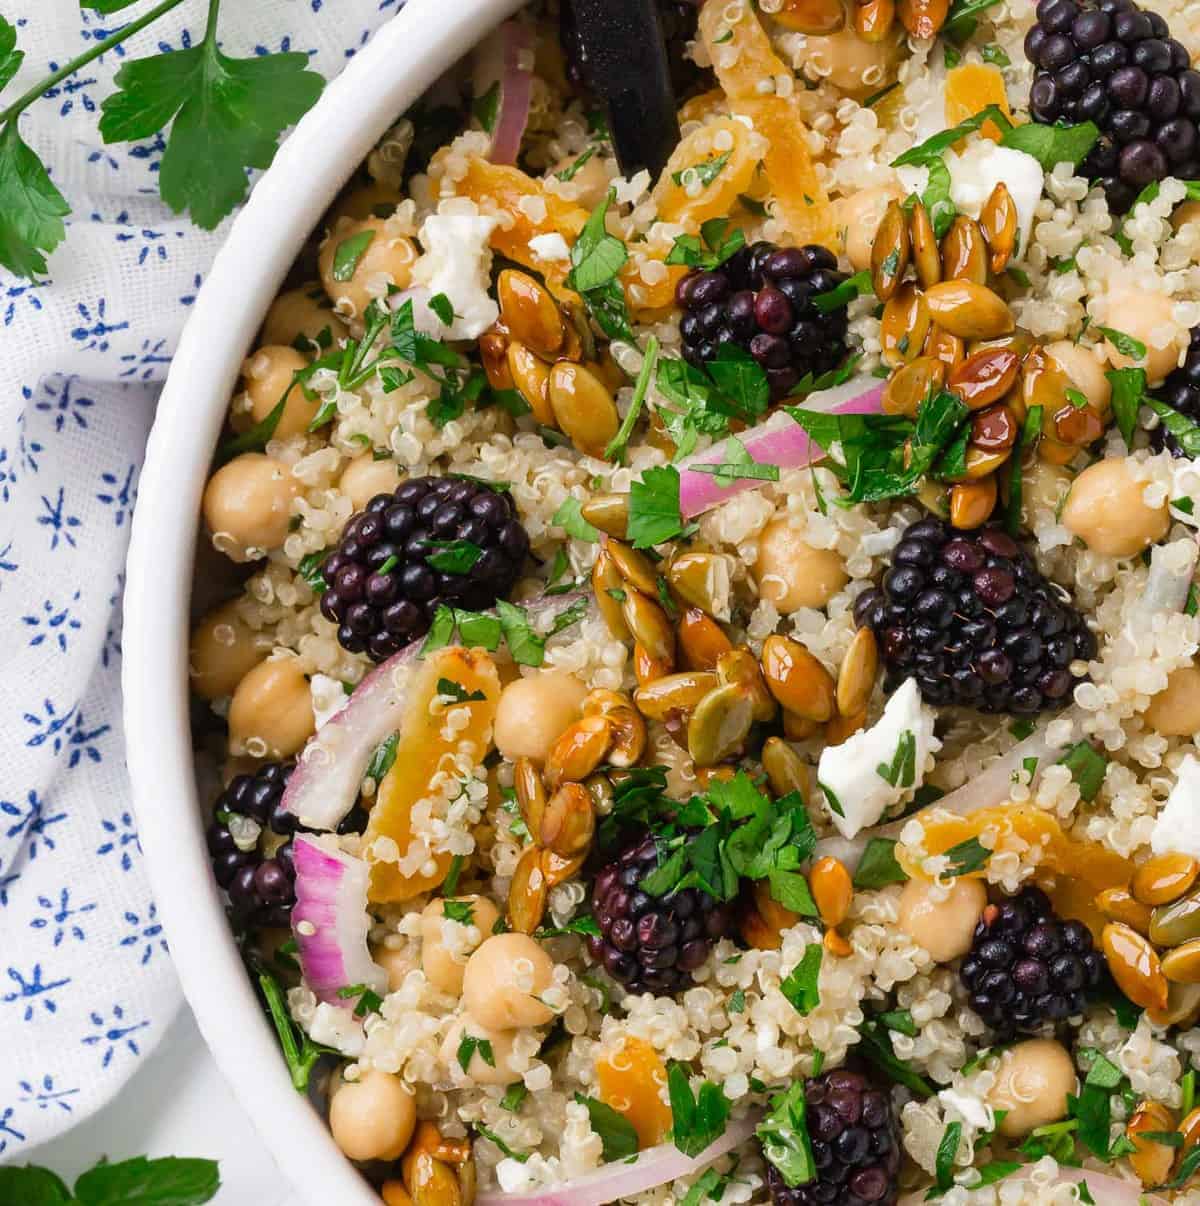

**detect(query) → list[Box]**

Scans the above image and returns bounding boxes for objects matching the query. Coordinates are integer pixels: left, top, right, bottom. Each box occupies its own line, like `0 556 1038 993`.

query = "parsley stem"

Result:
204 0 224 44
605 334 659 463
0 0 189 126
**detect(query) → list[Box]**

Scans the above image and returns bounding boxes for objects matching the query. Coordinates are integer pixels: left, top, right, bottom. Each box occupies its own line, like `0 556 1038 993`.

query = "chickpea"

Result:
239 345 317 439
420 896 501 996
440 1016 529 1085
1172 200 1200 233
754 518 849 612
462 933 555 1031
373 944 418 993
987 1039 1077 1137
319 216 417 320
1102 285 1185 384
339 455 403 511
1020 460 1072 527
897 876 987 963
260 285 347 350
804 27 902 94
1045 339 1111 416
494 671 588 763
839 183 905 272
201 453 299 563
189 600 267 700
1061 457 1170 557
1145 661 1200 735
329 1067 416 1162
227 656 315 759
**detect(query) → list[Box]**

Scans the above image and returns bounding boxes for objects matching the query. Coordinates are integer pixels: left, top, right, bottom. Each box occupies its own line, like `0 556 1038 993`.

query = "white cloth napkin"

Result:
0 0 402 1159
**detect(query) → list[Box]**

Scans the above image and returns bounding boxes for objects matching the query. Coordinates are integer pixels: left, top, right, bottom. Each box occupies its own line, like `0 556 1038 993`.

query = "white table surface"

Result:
25 1006 301 1205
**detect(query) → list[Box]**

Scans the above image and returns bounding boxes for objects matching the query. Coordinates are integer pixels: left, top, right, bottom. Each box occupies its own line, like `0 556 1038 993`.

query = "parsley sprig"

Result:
0 1 325 278
0 1154 221 1205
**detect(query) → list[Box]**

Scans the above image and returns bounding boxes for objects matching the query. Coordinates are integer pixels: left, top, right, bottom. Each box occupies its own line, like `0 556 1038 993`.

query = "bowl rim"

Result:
122 1 522 1200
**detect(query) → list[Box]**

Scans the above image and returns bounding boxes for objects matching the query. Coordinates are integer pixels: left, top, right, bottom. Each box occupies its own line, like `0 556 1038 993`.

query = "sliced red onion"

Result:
475 1116 759 1206
291 834 386 1005
899 1167 1164 1205
475 21 534 166
281 592 587 831
677 379 884 518
1138 536 1199 616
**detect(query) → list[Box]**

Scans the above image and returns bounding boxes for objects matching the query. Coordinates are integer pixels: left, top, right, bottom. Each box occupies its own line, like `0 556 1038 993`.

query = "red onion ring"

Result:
480 21 534 166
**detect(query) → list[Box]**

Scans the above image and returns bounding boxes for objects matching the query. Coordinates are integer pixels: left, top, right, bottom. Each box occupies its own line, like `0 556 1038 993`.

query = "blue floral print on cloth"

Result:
0 0 403 1158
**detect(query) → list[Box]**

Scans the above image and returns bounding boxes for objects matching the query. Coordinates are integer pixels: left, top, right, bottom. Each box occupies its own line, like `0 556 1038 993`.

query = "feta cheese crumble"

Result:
410 210 501 340
1151 753 1200 859
310 672 350 730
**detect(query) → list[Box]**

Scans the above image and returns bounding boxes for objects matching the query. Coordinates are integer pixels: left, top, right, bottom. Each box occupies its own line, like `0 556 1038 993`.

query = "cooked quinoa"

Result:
191 0 1200 1201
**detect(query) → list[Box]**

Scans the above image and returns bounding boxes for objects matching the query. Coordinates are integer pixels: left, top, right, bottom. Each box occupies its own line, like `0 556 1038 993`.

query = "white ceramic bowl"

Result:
123 2 521 1200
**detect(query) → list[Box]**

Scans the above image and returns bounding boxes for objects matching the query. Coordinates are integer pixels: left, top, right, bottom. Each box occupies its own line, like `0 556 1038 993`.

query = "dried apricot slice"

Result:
596 1037 672 1148
944 64 1012 144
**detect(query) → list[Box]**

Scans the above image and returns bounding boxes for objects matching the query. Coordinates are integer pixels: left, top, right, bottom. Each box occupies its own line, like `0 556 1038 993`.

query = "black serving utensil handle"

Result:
566 0 681 182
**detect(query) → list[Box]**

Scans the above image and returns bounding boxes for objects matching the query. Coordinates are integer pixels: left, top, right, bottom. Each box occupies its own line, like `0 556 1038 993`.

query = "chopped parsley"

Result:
336 983 384 1018
931 1121 963 1196
757 1082 816 1187
555 145 596 182
421 538 483 575
606 335 659 463
813 268 873 313
1058 741 1107 803
472 80 500 133
729 988 746 1014
943 836 991 876
665 216 747 271
297 549 329 594
1146 395 1200 457
1106 367 1145 451
331 228 375 282
667 1063 731 1157
501 1082 529 1112
476 1124 528 1162
1098 325 1147 361
671 150 731 189
857 1019 934 1097
876 730 917 788
364 732 399 786
779 945 822 1016
567 188 633 342
534 915 602 939
627 464 684 549
688 434 781 487
574 1093 639 1161
442 899 475 924
1004 403 1043 536
456 1033 495 1072
427 292 455 326
852 838 909 889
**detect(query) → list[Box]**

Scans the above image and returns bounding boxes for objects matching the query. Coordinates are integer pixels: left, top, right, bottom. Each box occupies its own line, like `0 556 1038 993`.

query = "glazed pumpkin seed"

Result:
916 477 951 517
949 475 998 530
498 269 565 359
548 361 620 458
775 0 846 33
479 327 514 391
837 627 878 718
810 856 853 927
607 539 660 597
760 634 836 722
592 549 631 641
882 356 944 418
1147 980 1200 1028
622 589 675 664
825 707 868 745
580 493 630 539
543 715 613 792
1102 921 1169 1011
1149 886 1200 947
854 0 895 39
542 847 587 888
823 929 853 957
924 324 965 372
783 709 823 741
507 340 555 426
1132 852 1200 907
582 690 647 768
687 683 755 766
909 201 941 289
514 756 547 836
539 782 596 858
925 281 1014 340
979 182 1017 274
508 844 548 933
939 216 988 286
665 551 734 619
403 1151 467 1206
762 735 810 798
963 446 1012 479
1162 937 1200 983
871 201 910 302
740 899 785 951
947 347 1021 411
1096 885 1153 935
1180 1104 1200 1152
678 607 734 671
633 641 674 686
716 647 778 722
1050 399 1105 447
970 403 1019 453
898 0 949 37
1126 1101 1178 1187
881 282 931 367
635 671 721 720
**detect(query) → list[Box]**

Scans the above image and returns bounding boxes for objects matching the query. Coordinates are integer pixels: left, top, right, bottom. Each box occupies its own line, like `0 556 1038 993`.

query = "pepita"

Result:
1180 1104 1200 1153
508 844 548 933
687 683 755 766
716 647 778 722
1147 980 1200 1028
882 357 944 418
970 403 1019 452
544 715 613 791
622 589 676 664
898 0 949 37
740 899 785 951
580 493 630 539
1162 937 1200 983
760 634 836 722
1126 1101 1178 1187
924 324 965 372
909 201 942 289
582 773 614 816
939 216 988 286
963 446 1011 479
582 690 646 768
542 847 587 888
479 326 514 392
837 627 878 718
634 671 720 720
871 201 910 302
1149 885 1200 947
775 0 846 32
949 475 998 529
925 281 1014 340
606 540 660 597
783 709 823 741
514 756 547 836
633 641 674 686
548 361 620 458
1132 852 1200 906
678 607 734 671
881 282 930 367
979 182 1017 274
825 706 867 745
1101 921 1169 1011
498 269 565 359
1050 400 1105 447
823 928 854 957
947 347 1021 411
665 550 734 619
810 856 853 927
539 782 596 858
1095 885 1153 935
507 340 555 426
854 0 895 39
762 736 811 798
592 549 632 641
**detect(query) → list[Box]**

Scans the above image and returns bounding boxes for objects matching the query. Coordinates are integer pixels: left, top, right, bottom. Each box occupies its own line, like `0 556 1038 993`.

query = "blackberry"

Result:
587 834 736 995
960 886 1106 1036
676 241 851 402
320 476 529 662
853 519 1096 714
1024 0 1200 213
1151 324 1200 455
765 1069 900 1206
